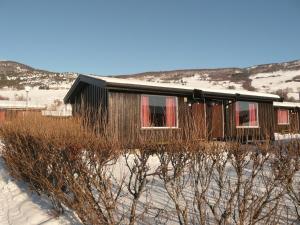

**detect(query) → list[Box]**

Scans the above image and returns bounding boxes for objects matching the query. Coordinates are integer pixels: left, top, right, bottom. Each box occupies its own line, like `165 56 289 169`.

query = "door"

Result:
191 102 206 139
206 100 224 139
0 110 5 124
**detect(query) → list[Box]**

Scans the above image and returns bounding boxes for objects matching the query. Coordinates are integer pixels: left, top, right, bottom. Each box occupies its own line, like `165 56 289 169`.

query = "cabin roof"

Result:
64 74 281 103
0 100 46 110
273 101 300 108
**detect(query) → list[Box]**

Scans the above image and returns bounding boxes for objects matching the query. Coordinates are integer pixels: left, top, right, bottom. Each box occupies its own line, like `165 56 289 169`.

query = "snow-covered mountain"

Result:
119 60 300 101
0 61 77 110
0 61 77 90
0 59 299 108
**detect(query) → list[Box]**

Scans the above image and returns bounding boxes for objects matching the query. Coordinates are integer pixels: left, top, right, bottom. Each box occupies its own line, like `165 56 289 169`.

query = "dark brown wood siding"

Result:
206 101 224 139
107 92 194 145
299 111 300 131
191 102 206 139
0 110 5 123
108 92 140 144
72 83 108 126
225 101 275 140
274 108 300 133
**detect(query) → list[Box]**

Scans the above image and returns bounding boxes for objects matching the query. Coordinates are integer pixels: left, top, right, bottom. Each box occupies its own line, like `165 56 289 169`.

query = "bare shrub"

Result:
124 150 158 225
157 148 192 225
0 114 123 224
0 112 299 225
151 140 300 225
281 139 300 221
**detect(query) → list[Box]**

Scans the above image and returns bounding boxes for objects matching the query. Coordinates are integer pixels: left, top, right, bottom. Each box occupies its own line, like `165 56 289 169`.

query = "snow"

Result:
273 101 300 108
287 92 300 101
274 132 300 140
87 75 281 99
0 100 45 109
250 70 300 100
181 74 245 91
0 89 70 109
0 157 82 225
42 104 72 117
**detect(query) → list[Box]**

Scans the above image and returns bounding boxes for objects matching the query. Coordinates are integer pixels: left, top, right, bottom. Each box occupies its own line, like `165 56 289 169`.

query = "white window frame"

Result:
277 109 290 125
235 101 260 128
140 94 179 129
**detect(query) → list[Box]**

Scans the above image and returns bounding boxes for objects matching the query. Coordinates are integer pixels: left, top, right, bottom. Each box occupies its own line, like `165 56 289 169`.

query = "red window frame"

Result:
141 95 178 128
277 109 289 125
235 101 259 128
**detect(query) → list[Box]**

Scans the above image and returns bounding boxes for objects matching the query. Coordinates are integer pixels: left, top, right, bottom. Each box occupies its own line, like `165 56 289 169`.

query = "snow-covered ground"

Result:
0 88 69 107
0 157 82 225
0 87 73 116
275 132 300 140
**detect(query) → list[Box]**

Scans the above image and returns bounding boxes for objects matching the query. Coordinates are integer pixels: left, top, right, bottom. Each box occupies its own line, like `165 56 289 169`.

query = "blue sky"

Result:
0 0 300 75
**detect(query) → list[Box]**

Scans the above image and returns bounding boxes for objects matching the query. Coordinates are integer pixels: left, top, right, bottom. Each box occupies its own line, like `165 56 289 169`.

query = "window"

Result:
141 95 178 128
277 109 289 125
235 101 259 127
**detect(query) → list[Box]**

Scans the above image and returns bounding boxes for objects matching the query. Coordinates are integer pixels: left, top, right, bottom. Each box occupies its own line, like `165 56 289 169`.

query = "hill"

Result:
0 61 77 90
118 60 300 101
0 59 299 104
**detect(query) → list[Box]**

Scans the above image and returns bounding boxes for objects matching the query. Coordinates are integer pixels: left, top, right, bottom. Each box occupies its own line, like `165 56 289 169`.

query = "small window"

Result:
141 95 178 128
235 101 259 128
277 109 289 125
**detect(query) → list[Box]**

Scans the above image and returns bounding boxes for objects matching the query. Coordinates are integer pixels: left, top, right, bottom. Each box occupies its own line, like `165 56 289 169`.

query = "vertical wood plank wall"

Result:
107 92 198 145
225 101 275 140
108 92 140 144
72 84 108 127
0 110 5 123
191 102 206 139
274 108 300 133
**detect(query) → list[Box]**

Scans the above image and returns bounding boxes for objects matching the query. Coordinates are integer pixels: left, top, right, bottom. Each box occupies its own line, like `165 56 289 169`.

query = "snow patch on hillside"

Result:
250 70 300 96
141 74 244 90
181 74 244 90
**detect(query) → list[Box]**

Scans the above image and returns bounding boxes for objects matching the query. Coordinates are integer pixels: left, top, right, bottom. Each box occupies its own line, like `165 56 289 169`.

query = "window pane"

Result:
277 109 289 124
236 101 258 127
149 95 166 127
141 95 177 128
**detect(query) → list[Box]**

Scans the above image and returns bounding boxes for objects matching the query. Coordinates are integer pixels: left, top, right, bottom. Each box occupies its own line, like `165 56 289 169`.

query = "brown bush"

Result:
153 140 300 224
0 115 122 224
0 114 300 224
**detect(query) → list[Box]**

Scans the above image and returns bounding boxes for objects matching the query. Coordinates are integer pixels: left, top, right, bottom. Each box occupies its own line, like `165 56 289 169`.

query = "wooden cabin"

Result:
64 75 281 144
273 102 300 134
0 101 45 124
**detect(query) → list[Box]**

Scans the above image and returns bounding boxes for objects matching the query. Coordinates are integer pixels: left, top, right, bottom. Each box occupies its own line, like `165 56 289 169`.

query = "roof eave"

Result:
194 90 279 102
64 74 107 104
106 83 193 96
